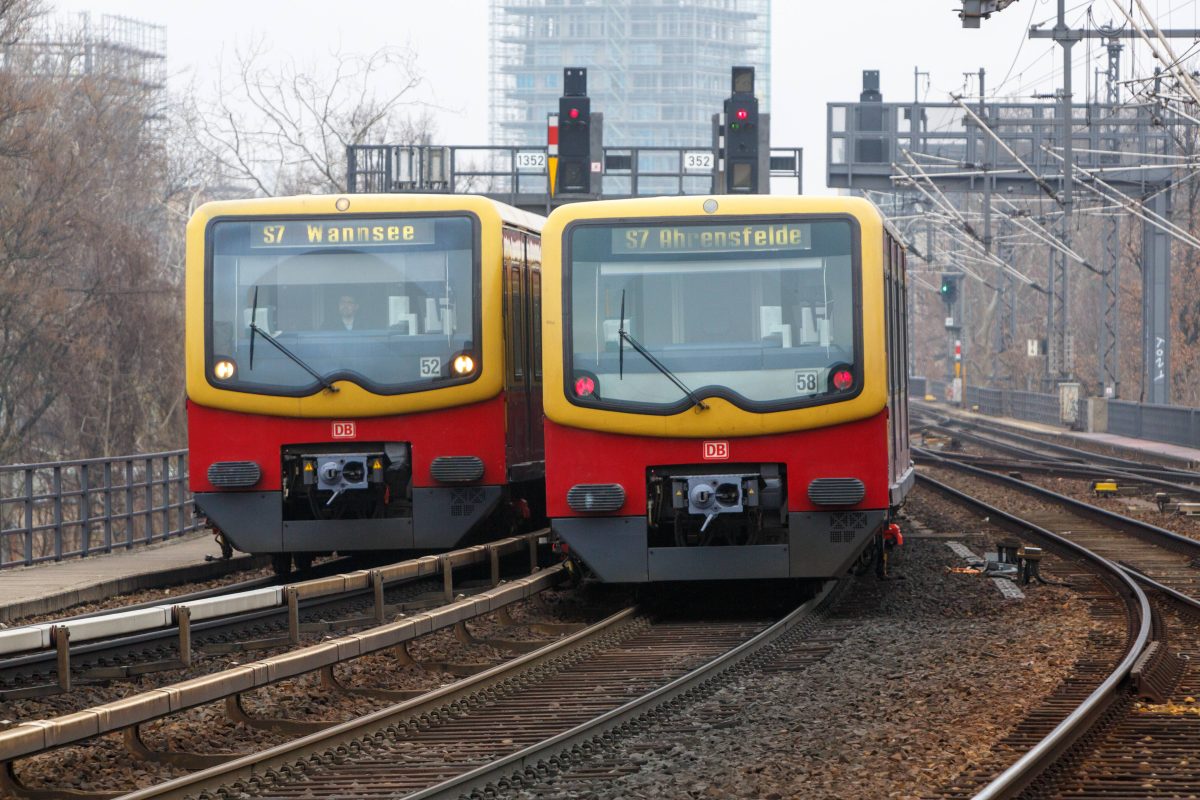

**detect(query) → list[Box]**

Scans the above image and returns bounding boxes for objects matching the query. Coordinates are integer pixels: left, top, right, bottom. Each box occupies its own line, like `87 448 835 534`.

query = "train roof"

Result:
189 194 546 231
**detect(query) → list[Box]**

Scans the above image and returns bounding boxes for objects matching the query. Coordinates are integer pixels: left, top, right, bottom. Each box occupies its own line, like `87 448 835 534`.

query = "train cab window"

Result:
207 214 479 395
566 217 861 412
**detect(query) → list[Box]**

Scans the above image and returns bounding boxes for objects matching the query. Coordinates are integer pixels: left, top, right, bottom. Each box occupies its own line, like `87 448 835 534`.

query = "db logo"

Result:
331 421 357 439
702 441 729 460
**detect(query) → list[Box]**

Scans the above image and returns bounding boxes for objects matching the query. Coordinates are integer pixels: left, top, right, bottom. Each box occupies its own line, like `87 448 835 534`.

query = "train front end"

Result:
186 194 512 561
543 195 905 582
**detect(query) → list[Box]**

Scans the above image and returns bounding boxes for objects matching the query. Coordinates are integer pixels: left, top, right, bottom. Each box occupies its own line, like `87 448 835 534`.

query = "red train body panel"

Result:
545 412 890 519
188 397 508 493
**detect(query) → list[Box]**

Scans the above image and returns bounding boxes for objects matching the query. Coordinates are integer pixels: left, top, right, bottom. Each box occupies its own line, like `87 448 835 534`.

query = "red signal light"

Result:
736 108 749 121
574 376 596 397
833 370 854 391
569 107 580 120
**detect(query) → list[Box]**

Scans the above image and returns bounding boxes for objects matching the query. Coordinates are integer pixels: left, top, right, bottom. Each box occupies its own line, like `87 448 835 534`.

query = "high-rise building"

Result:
489 0 770 148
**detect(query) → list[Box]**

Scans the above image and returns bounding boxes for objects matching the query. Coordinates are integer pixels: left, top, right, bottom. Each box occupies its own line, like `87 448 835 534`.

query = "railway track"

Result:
110 585 840 800
913 404 1200 486
0 559 565 798
919 457 1200 798
0 535 544 703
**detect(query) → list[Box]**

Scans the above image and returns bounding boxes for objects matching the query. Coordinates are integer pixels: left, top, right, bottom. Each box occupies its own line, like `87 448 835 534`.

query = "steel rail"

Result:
115 603 642 800
919 448 1200 618
0 563 561 767
932 421 1200 484
46 554 360 624
404 579 840 800
913 403 1200 477
916 447 1200 558
0 570 445 686
923 444 1200 500
916 473 1152 800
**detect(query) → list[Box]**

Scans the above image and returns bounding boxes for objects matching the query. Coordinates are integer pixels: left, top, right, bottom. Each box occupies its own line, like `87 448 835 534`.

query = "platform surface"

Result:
0 532 242 621
919 400 1200 465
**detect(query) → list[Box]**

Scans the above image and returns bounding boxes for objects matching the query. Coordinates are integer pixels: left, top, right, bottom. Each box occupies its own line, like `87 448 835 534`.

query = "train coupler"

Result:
876 524 904 580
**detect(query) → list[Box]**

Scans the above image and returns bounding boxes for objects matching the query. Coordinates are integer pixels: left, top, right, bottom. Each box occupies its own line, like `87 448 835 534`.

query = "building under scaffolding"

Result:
4 13 166 119
489 0 770 148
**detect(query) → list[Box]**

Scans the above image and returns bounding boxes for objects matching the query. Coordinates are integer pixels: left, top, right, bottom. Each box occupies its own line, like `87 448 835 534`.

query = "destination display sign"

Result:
251 218 435 249
612 222 811 255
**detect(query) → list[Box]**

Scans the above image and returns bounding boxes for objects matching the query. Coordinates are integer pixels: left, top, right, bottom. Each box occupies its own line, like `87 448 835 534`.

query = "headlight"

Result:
213 359 236 380
452 354 475 375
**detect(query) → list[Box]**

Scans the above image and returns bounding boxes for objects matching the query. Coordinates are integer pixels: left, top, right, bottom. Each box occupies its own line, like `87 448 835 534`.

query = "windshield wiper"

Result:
246 288 338 393
249 287 259 369
617 290 707 411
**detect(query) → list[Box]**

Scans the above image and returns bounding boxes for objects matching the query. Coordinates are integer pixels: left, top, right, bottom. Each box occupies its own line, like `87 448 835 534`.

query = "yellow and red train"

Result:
540 195 912 582
185 194 545 572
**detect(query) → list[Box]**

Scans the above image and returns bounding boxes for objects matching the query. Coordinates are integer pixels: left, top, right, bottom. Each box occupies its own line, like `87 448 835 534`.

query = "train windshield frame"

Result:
563 214 863 414
205 212 481 396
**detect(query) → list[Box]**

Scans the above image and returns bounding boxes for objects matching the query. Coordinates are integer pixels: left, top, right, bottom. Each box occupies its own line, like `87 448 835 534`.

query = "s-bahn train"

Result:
540 195 912 583
185 194 546 572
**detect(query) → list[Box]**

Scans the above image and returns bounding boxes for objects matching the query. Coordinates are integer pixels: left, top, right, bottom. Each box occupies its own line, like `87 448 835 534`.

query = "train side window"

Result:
525 232 542 383
530 267 542 381
509 266 525 381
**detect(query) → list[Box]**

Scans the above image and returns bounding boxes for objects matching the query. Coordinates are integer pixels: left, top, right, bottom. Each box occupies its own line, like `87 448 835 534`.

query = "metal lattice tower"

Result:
488 0 770 148
3 13 167 125
1098 31 1124 396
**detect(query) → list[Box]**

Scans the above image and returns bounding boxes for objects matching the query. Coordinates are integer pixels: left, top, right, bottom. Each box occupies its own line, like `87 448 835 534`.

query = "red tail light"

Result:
574 376 596 397
833 369 854 391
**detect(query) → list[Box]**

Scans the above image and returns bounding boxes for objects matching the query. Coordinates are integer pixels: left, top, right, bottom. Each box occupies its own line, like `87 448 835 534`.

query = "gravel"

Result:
3 561 276 628
7 584 630 794
511 486 1108 800
7 480 1124 799
924 434 1200 542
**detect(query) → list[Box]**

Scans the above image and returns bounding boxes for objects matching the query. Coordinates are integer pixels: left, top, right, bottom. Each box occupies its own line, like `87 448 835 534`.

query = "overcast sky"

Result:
50 0 1200 193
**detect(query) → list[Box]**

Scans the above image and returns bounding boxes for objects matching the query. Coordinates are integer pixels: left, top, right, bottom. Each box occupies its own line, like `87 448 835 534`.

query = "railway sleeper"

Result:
80 658 187 681
202 636 293 654
223 693 336 736
451 619 554 654
0 683 65 702
317 664 427 702
121 724 238 770
0 760 119 800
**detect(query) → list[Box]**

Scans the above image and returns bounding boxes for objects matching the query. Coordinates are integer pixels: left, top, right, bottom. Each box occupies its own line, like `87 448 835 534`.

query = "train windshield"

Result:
567 217 859 411
208 215 477 395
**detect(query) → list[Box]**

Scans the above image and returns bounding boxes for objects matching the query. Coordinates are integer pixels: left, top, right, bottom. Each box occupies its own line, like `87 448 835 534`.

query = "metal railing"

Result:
1108 401 1200 449
934 383 1200 450
1006 389 1062 427
826 99 1183 194
0 450 199 570
951 384 1064 426
346 143 804 203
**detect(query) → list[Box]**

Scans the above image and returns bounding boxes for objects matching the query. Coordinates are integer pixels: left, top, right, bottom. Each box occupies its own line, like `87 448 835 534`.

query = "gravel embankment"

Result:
8 584 629 794
513 486 1110 800
925 438 1200 542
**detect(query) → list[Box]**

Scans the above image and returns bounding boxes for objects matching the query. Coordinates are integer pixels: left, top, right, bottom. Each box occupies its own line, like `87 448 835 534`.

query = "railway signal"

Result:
557 67 591 194
723 66 759 193
939 273 960 306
